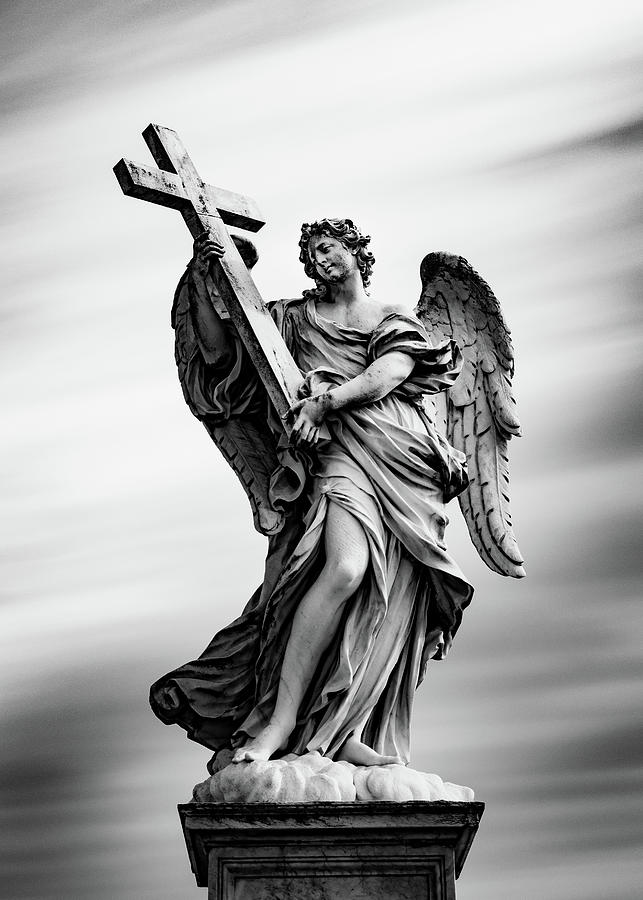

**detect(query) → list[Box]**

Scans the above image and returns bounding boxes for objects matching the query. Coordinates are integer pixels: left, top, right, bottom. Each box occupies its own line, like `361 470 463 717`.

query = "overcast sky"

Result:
1 1 642 898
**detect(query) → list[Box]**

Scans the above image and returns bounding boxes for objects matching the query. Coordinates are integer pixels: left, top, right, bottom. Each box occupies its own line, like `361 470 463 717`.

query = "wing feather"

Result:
416 252 525 578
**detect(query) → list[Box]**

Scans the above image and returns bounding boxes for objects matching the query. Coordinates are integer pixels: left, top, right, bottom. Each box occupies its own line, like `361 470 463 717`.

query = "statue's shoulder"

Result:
274 296 306 311
379 301 412 319
269 296 306 328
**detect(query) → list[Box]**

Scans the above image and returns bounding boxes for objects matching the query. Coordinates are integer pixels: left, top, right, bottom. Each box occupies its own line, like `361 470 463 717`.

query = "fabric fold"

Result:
150 292 474 763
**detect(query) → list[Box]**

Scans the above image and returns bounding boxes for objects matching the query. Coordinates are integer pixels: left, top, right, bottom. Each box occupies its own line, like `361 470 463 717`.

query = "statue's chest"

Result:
292 328 369 377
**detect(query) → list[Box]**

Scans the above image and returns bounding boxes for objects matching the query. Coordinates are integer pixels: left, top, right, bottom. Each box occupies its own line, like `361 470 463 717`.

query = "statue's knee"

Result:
327 557 367 596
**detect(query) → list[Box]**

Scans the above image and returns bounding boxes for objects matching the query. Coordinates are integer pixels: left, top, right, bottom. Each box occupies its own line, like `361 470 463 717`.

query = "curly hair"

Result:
298 218 375 299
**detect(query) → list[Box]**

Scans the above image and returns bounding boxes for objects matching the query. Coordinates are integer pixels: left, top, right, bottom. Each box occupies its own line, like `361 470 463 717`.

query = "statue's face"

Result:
308 234 357 284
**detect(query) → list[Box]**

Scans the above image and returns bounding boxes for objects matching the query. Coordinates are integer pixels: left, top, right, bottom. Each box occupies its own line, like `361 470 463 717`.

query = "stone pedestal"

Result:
179 801 484 900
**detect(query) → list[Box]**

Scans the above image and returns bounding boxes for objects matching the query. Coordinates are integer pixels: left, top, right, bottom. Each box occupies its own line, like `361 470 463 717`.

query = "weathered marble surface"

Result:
192 750 473 804
145 206 525 776
180 799 484 899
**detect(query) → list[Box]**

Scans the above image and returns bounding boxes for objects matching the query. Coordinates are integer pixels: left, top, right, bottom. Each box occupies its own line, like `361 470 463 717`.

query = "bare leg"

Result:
232 503 369 763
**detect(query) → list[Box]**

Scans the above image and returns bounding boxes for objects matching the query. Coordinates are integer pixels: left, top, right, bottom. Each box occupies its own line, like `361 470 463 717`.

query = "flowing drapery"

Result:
150 297 473 763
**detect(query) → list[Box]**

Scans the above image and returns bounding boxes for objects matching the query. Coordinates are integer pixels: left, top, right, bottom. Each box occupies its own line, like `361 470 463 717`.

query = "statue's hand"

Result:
286 394 331 447
192 231 225 279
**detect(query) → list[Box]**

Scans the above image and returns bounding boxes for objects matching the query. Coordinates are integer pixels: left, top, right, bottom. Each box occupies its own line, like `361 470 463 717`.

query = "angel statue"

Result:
149 218 524 773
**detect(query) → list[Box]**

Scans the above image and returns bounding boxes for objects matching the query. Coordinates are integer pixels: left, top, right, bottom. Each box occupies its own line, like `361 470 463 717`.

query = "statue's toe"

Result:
231 748 251 764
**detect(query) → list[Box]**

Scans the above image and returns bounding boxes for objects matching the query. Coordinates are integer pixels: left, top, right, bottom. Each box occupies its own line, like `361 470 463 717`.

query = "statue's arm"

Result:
288 351 414 445
328 352 414 410
173 233 268 427
189 268 234 368
188 233 234 368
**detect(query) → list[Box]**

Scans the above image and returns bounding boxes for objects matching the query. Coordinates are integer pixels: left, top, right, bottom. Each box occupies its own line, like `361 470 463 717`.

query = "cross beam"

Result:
114 124 302 429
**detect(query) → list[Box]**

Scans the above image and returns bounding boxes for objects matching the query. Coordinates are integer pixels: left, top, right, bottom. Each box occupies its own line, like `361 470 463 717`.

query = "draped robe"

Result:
150 292 474 763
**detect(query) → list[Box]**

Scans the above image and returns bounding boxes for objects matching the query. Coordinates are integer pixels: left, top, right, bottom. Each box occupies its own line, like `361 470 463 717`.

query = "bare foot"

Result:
336 736 405 767
232 720 292 764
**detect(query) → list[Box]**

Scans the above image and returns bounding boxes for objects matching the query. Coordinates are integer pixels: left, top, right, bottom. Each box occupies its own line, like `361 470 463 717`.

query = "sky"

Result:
1 1 642 898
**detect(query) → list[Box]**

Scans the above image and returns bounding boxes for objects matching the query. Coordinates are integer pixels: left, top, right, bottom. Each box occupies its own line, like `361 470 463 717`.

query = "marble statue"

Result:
148 215 524 797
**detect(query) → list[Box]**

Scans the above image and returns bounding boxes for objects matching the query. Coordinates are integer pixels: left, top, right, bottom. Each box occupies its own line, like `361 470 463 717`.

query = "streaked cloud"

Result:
1 1 641 898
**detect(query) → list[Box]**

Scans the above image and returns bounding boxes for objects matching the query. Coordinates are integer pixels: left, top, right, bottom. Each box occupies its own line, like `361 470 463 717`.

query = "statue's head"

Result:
298 218 375 298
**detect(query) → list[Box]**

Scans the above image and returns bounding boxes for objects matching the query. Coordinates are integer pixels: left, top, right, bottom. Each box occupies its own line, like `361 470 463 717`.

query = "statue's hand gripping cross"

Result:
114 124 302 431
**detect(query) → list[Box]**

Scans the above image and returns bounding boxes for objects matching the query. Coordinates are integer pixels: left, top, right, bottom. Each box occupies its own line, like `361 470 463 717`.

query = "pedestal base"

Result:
180 801 484 900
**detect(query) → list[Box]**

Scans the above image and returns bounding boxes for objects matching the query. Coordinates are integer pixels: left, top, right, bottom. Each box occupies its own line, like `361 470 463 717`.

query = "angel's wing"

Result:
415 252 525 578
171 266 287 537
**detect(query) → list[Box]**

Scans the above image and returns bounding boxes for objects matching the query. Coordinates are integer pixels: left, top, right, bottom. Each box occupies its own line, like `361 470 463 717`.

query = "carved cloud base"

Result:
180 801 484 900
193 750 474 803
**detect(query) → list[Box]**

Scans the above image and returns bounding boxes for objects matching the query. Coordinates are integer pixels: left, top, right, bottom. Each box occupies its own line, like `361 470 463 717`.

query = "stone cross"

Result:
114 124 302 429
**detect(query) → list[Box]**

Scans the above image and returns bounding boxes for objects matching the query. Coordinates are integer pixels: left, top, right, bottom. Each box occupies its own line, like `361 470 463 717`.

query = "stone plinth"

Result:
179 801 484 900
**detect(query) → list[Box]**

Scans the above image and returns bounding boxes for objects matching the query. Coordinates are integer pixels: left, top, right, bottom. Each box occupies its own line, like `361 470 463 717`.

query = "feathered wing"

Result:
171 268 287 537
415 252 525 578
